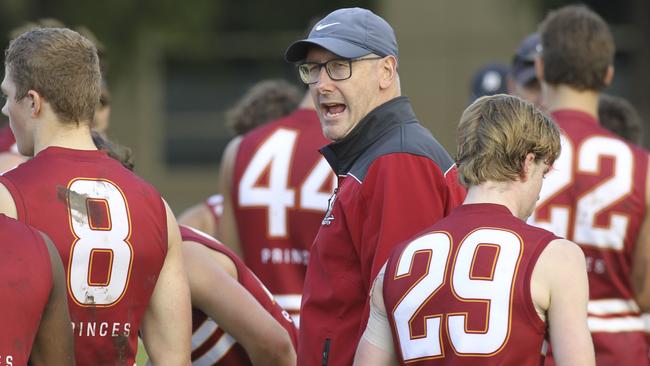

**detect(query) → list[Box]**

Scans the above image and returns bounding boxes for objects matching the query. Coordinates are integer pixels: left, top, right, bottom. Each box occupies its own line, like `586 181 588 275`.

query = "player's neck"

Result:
542 83 599 118
464 183 527 220
34 119 97 155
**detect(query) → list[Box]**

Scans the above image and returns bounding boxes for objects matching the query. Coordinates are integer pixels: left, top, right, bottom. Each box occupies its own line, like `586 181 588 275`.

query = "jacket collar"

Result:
320 96 416 175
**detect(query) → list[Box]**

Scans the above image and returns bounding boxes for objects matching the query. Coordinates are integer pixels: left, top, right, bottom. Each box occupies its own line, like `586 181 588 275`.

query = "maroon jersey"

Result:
0 124 16 153
180 225 298 366
203 193 224 232
383 204 556 365
231 108 334 323
0 215 53 366
529 109 649 365
0 147 168 366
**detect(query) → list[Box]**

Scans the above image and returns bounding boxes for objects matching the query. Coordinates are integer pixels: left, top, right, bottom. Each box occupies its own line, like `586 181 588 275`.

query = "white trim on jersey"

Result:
587 298 640 316
275 294 302 311
588 316 645 332
642 313 650 333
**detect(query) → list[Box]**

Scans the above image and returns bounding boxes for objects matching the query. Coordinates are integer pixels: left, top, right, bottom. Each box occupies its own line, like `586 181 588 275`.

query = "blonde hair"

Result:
456 94 560 187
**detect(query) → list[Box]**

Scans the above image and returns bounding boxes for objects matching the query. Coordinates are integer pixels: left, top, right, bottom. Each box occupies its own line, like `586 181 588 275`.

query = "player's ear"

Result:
603 65 614 87
26 90 42 117
534 55 544 82
521 153 536 182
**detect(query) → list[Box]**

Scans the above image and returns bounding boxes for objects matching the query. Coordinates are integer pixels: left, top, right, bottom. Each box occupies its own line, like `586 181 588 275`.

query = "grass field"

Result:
136 339 149 365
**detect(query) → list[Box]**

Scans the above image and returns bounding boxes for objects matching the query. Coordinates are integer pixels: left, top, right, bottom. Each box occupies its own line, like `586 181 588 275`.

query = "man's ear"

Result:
378 55 397 90
603 65 614 87
26 90 42 118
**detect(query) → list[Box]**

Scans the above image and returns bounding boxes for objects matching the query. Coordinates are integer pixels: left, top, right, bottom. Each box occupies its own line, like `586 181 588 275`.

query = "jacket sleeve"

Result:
354 153 465 294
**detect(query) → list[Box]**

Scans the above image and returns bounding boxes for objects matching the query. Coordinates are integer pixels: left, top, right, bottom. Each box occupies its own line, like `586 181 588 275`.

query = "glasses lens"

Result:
326 59 351 81
298 64 314 84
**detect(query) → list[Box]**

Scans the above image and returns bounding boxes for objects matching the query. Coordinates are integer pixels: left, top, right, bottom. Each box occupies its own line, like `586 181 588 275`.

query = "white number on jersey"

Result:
393 229 522 361
529 134 633 250
67 178 133 307
239 128 336 237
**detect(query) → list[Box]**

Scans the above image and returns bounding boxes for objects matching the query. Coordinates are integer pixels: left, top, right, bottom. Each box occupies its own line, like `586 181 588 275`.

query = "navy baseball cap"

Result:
511 33 540 85
285 7 398 62
469 63 509 102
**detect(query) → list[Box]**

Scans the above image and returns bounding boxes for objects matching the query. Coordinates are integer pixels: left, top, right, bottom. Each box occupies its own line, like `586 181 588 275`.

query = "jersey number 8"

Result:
67 178 133 307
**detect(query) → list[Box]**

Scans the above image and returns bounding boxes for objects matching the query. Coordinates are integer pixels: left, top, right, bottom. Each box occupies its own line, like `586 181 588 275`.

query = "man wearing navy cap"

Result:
507 33 542 107
285 7 465 365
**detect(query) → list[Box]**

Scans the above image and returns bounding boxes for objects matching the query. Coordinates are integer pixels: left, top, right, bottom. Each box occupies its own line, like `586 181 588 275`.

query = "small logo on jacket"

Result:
321 188 338 225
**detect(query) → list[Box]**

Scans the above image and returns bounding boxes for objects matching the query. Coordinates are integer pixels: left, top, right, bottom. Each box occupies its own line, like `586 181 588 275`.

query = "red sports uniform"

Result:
231 108 334 323
0 147 169 366
0 216 53 366
529 109 649 365
384 203 557 365
203 193 224 232
180 225 298 366
0 124 17 153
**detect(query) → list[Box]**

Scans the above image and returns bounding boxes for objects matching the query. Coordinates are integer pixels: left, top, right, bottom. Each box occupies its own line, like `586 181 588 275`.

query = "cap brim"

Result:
515 67 538 85
285 37 371 62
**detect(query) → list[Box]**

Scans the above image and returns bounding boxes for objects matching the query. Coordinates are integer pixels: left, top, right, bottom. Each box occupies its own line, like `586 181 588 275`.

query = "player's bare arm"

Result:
178 203 217 238
183 239 296 365
216 136 242 255
141 201 192 365
532 238 595 366
354 266 398 366
29 232 74 366
632 159 650 311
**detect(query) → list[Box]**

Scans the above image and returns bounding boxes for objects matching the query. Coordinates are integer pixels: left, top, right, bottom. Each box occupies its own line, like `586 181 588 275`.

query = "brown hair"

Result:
539 5 614 91
456 94 561 187
599 94 643 144
5 27 101 124
225 79 301 135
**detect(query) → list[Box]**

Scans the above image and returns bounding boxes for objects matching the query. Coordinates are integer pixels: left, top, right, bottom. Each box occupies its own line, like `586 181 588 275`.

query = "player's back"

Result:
383 203 557 365
231 108 334 323
180 225 298 366
0 215 53 366
0 146 168 366
529 109 649 364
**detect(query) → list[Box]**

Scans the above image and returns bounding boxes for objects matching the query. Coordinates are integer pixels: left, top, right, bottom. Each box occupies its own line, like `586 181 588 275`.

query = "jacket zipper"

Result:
322 338 331 366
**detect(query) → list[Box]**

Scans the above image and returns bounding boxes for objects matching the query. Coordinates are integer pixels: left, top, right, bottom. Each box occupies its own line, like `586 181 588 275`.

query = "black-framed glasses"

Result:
298 56 383 84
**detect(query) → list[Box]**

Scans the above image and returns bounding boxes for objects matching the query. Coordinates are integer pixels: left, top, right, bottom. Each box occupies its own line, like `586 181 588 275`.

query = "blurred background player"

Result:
354 94 594 366
468 62 509 103
0 217 74 366
528 5 650 365
598 93 644 145
0 28 191 364
210 79 333 325
180 225 297 366
507 32 542 107
179 78 302 239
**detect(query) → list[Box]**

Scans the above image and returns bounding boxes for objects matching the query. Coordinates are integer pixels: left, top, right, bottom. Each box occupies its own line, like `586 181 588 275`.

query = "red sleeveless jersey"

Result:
528 110 649 365
0 215 52 366
0 147 168 366
231 108 334 323
383 204 557 365
180 225 298 366
0 124 16 153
